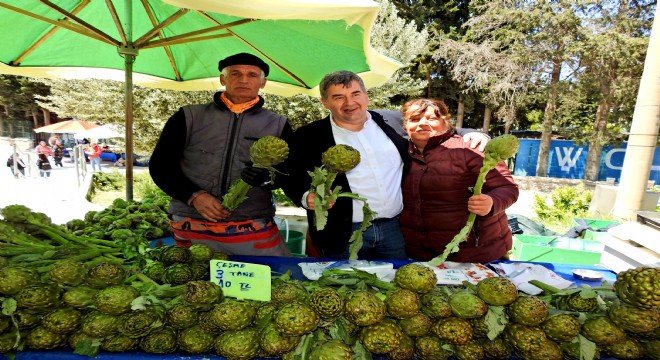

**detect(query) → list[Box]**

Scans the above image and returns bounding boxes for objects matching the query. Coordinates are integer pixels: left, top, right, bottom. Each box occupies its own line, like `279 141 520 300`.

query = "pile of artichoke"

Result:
1 238 659 360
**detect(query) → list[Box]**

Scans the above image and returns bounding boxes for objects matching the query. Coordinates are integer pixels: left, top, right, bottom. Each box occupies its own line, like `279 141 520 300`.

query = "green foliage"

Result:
91 171 124 191
272 189 294 207
532 185 592 232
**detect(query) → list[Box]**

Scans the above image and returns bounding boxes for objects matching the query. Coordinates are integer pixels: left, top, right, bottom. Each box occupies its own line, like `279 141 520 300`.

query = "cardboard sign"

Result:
210 260 271 301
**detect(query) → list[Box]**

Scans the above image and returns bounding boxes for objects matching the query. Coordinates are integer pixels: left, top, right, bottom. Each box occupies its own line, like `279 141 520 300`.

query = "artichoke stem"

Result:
528 279 562 294
462 280 478 292
222 180 252 211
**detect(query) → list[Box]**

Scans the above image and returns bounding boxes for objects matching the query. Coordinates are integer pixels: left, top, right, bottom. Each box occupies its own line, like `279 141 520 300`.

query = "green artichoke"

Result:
15 284 61 311
479 337 513 360
271 281 309 304
321 144 360 173
259 322 301 356
160 245 193 265
48 260 88 286
141 261 166 283
183 280 224 311
189 243 215 263
454 339 485 360
344 290 386 326
603 337 646 359
507 295 548 326
581 316 626 346
93 284 139 316
397 312 433 337
0 331 20 353
503 323 547 353
432 316 473 345
476 277 518 306
101 334 139 352
25 326 67 350
608 300 660 333
614 266 660 309
642 339 660 360
209 299 256 331
387 333 415 360
214 327 261 360
14 309 42 330
139 326 178 354
449 291 488 319
178 325 216 354
191 262 210 280
394 263 437 294
162 263 194 285
385 288 421 319
62 286 98 309
553 291 598 312
414 335 450 360
517 339 562 360
165 303 199 329
359 320 403 354
0 267 38 295
41 307 83 334
251 135 289 167
561 340 601 360
118 308 164 338
80 311 119 338
198 310 223 335
421 289 453 319
540 313 580 342
86 262 127 289
274 301 319 335
309 339 353 360
309 287 344 318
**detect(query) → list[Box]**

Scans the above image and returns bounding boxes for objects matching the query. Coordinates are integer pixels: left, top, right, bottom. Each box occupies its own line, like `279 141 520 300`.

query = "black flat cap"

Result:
218 53 269 76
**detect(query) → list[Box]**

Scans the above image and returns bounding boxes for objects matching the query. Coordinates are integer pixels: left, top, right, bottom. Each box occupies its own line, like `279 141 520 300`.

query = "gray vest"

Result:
168 101 288 221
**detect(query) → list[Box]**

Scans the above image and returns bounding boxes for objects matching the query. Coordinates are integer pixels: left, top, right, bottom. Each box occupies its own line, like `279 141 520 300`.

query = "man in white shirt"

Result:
282 71 488 259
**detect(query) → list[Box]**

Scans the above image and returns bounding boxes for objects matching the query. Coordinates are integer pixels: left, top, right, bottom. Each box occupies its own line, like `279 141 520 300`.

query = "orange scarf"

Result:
221 93 259 114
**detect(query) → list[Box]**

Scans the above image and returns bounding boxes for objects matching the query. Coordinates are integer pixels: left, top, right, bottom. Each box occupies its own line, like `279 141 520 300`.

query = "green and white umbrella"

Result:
0 0 400 199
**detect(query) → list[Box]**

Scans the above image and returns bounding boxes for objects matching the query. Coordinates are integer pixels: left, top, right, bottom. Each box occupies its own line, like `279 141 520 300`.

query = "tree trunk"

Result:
426 66 432 98
456 93 465 128
31 109 39 129
584 94 612 181
482 107 492 132
42 108 51 126
535 59 562 177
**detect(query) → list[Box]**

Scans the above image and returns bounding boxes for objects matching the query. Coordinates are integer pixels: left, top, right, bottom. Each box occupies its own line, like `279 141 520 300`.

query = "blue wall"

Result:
513 139 660 182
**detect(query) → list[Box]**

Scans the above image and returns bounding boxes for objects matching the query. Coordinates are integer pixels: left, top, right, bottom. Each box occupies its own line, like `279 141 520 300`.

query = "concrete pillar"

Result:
612 7 660 220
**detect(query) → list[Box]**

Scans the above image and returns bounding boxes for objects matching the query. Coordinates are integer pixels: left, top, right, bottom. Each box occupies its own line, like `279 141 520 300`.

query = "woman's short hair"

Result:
401 98 451 126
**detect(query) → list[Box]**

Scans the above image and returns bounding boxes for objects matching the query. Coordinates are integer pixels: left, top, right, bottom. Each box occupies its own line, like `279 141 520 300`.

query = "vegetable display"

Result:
428 134 520 266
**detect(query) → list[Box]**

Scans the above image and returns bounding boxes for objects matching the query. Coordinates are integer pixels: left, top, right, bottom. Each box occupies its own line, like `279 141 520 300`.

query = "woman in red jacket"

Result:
400 98 519 263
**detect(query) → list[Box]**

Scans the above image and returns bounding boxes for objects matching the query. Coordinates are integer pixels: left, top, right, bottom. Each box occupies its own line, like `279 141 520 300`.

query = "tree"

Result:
577 0 653 181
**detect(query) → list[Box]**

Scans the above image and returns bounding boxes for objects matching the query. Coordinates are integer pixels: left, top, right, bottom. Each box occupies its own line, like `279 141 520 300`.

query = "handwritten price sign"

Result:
210 260 271 301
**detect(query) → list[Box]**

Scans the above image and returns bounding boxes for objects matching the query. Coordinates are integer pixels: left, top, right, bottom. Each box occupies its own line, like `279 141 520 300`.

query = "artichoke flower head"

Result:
484 134 520 162
250 135 289 169
322 144 360 173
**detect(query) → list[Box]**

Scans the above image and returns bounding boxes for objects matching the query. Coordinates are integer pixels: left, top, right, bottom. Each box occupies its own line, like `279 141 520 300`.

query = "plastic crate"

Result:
509 234 603 265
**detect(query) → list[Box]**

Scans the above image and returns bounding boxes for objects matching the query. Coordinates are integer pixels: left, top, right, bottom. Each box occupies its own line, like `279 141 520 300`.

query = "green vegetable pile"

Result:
1 219 658 360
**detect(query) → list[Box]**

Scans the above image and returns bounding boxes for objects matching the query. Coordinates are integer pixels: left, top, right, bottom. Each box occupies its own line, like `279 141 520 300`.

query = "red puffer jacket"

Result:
400 131 519 263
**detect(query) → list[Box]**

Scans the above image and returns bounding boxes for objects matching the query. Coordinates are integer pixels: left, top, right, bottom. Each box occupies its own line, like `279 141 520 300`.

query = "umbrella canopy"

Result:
0 0 401 200
33 119 99 134
74 124 123 140
0 0 400 96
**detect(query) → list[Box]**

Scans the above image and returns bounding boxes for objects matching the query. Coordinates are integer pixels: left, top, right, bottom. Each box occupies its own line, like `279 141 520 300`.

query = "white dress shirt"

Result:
330 112 404 222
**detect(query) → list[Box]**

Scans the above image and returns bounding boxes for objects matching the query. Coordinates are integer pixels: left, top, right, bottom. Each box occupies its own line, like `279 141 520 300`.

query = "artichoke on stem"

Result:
428 135 519 266
222 136 289 211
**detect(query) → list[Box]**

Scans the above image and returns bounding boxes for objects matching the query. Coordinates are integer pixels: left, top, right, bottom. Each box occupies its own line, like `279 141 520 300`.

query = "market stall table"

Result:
1 252 619 360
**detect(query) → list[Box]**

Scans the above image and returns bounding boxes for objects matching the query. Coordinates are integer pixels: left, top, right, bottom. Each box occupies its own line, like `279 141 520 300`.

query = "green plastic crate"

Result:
509 234 603 265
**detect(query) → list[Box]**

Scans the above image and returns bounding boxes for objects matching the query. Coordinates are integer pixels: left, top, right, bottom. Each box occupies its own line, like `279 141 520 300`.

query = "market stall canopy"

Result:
0 0 401 200
0 0 401 97
33 119 99 134
74 124 124 140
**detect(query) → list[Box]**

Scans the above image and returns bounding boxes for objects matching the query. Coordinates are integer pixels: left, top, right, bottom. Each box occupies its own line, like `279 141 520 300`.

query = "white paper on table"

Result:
298 260 394 281
489 263 573 295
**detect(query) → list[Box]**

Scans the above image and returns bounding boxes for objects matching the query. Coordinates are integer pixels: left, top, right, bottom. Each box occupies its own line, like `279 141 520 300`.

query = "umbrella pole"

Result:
122 0 135 202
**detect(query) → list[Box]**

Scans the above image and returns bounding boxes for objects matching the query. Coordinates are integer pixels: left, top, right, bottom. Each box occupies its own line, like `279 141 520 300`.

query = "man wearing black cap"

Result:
149 52 292 256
